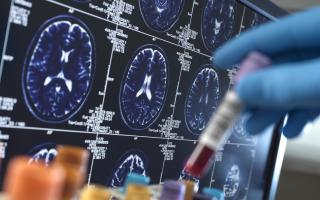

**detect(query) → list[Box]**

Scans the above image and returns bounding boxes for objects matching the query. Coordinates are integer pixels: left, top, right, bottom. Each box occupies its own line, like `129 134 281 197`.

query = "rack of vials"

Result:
0 145 224 200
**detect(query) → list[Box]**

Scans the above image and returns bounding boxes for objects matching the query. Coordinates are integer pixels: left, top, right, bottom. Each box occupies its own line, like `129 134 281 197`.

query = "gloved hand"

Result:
214 7 320 138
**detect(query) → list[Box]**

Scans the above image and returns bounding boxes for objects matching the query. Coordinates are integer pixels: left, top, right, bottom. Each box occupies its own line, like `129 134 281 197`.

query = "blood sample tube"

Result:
184 52 271 177
182 180 195 200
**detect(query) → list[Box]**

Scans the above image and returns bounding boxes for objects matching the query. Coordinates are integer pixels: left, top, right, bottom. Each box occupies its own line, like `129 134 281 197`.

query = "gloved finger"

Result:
236 58 320 109
214 6 320 68
244 109 286 135
282 110 320 138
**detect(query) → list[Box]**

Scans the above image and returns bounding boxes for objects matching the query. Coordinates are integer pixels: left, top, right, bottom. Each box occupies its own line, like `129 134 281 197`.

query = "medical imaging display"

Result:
202 0 236 51
139 0 185 32
120 44 168 130
0 0 276 198
185 65 220 135
22 15 95 123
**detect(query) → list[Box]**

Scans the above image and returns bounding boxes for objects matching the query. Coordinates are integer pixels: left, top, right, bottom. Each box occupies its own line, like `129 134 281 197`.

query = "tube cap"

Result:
235 51 271 84
80 185 111 200
4 156 65 200
160 180 186 200
125 184 150 200
123 173 150 193
202 188 224 200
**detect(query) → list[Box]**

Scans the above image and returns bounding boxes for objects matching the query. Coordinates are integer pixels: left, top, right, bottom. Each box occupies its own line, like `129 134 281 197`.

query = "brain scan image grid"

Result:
0 0 271 196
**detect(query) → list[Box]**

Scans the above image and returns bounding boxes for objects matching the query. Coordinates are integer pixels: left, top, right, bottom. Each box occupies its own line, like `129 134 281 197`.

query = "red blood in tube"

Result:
184 145 215 177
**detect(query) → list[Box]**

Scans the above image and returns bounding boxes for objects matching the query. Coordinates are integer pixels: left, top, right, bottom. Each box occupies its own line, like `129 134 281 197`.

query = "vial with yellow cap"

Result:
80 185 111 200
125 184 151 200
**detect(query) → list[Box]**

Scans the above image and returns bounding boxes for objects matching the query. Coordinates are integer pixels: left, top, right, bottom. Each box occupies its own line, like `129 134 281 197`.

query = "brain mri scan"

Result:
22 15 95 123
120 44 168 130
224 164 240 198
27 143 57 166
108 149 148 187
202 0 235 51
212 146 253 200
139 0 185 32
185 65 220 135
233 116 249 139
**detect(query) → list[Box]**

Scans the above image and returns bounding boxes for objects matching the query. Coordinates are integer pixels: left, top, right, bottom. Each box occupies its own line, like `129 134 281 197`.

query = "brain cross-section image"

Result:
185 65 220 135
202 0 235 51
120 44 168 130
27 143 57 166
22 15 95 123
224 164 240 198
108 150 148 187
233 116 249 139
139 0 185 32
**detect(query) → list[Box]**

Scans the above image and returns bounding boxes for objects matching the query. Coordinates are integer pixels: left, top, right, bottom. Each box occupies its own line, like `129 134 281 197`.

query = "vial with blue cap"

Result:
122 173 150 194
202 187 224 200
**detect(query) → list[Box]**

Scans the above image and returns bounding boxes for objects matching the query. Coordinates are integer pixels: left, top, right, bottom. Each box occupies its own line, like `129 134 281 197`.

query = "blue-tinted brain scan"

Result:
185 65 220 135
22 15 95 123
108 150 148 187
120 44 168 130
27 143 57 166
224 164 240 198
202 0 235 51
139 0 185 32
233 117 249 139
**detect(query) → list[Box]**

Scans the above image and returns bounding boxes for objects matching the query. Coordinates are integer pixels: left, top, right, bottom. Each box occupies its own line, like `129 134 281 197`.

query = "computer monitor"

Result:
0 0 286 199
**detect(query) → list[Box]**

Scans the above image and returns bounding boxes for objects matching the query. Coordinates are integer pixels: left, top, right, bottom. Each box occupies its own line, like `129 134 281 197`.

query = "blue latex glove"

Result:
214 7 320 138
